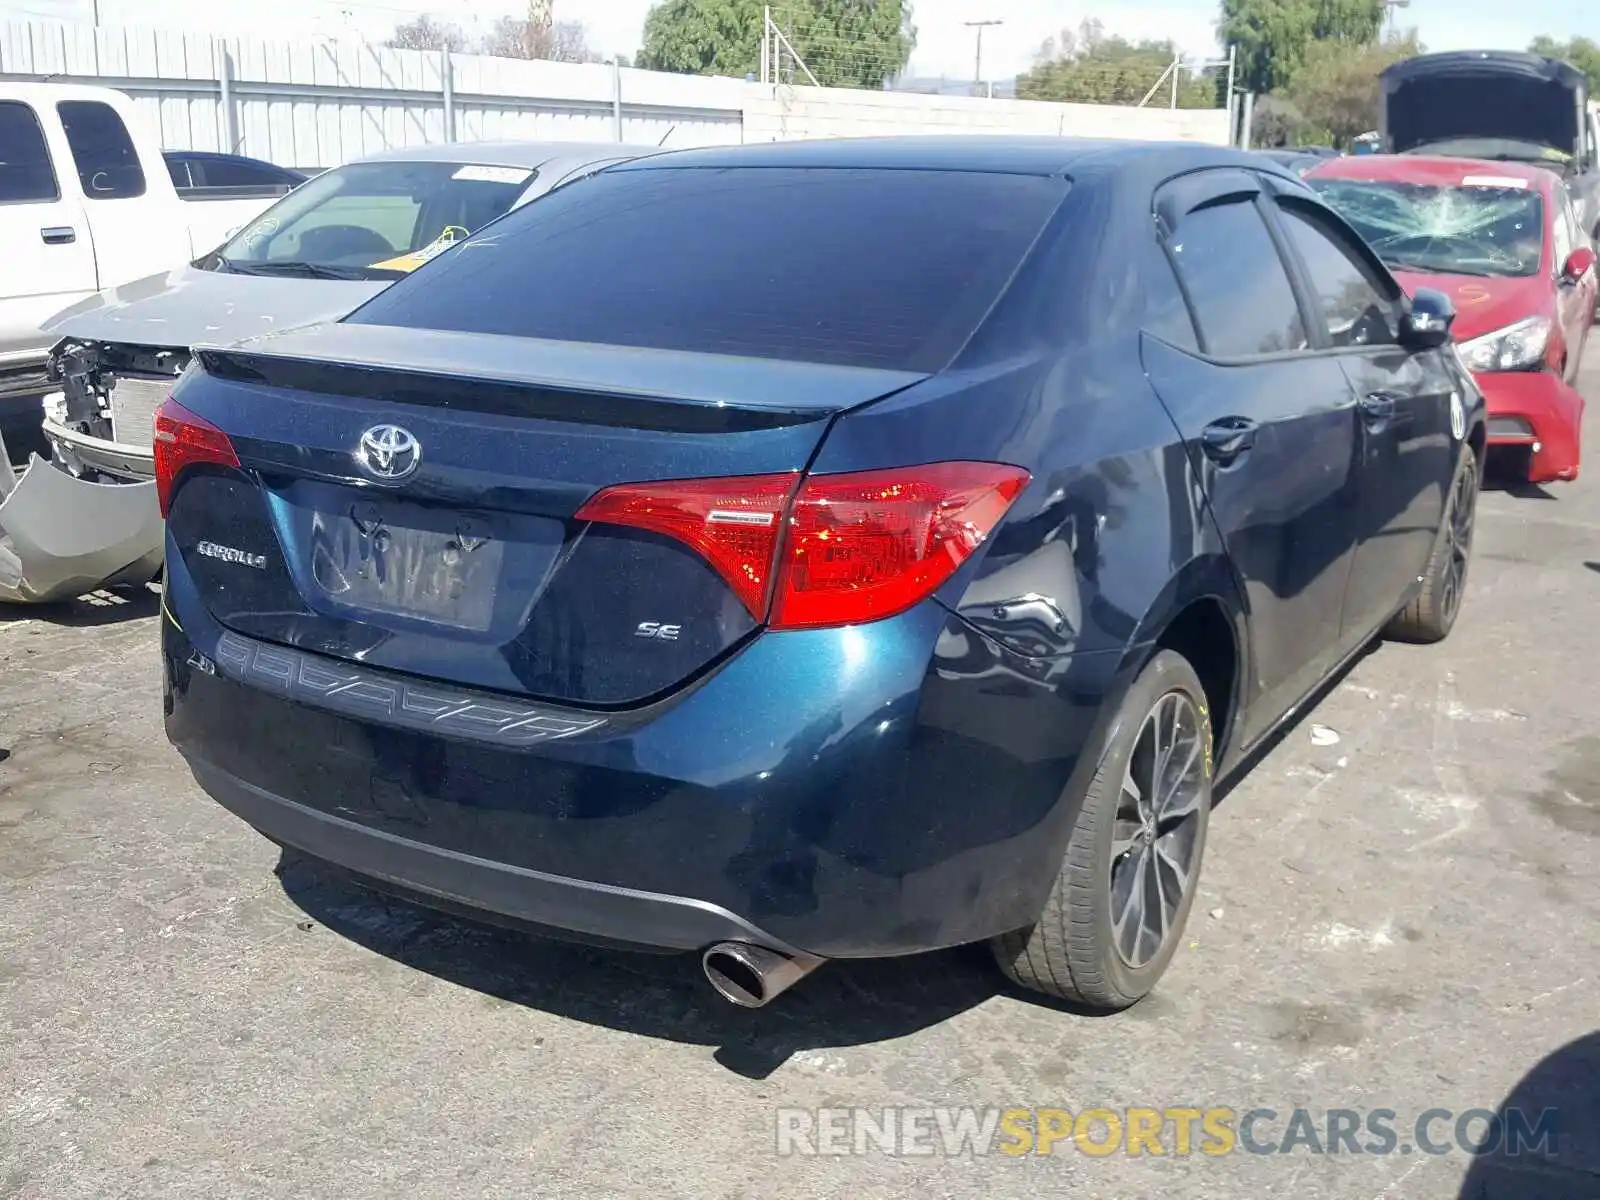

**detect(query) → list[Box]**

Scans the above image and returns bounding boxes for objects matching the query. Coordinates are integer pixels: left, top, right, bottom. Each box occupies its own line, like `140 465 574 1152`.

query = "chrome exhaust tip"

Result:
701 941 822 1008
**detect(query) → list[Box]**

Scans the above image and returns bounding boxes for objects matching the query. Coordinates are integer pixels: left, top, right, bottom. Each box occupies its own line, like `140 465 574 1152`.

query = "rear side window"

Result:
58 100 146 200
166 156 193 189
348 167 1068 372
1144 244 1199 351
0 102 60 203
1170 199 1307 358
1277 205 1398 347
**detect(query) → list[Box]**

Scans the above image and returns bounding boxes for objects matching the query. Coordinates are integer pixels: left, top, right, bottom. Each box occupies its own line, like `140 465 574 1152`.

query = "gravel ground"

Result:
1 361 1596 1200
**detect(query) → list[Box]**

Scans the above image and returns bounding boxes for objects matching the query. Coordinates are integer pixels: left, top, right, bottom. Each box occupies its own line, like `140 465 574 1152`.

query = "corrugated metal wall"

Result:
0 18 747 171
1 17 1231 173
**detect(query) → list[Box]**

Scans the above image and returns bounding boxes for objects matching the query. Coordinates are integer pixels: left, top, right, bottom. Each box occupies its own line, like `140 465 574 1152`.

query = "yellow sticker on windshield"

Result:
370 225 472 273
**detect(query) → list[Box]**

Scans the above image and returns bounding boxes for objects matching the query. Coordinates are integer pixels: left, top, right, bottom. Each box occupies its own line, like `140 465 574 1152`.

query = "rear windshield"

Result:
346 167 1067 372
212 159 538 281
1310 177 1545 277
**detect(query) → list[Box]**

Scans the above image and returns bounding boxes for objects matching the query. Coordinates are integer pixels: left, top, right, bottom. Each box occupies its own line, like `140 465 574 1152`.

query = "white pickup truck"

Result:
0 83 281 412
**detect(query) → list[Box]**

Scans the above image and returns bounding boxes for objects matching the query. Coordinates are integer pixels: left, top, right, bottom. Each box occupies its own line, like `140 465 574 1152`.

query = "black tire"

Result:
991 649 1213 1011
1384 448 1478 644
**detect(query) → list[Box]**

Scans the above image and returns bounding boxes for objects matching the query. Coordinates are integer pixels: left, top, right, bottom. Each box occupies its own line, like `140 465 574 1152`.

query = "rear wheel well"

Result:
1155 599 1237 756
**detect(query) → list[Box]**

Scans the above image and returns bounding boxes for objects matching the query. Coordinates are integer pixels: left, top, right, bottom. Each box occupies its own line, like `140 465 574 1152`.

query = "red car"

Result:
1308 155 1596 483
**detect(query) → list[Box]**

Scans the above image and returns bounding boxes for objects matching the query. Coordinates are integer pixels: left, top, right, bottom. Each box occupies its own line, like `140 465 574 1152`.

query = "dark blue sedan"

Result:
157 137 1484 1011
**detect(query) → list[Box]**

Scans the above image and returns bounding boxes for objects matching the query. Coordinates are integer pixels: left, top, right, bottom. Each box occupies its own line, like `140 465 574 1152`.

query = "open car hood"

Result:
1381 52 1588 159
41 265 390 353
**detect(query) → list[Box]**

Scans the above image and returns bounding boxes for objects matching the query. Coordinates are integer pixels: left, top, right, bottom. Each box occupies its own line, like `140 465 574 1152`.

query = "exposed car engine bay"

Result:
47 339 187 482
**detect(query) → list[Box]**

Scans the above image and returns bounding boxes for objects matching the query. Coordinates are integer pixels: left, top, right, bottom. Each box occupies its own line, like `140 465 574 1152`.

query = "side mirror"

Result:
1400 287 1455 349
1562 245 1597 283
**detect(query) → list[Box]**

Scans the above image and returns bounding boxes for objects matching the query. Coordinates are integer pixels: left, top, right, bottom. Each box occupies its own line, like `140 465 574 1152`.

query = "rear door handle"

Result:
40 226 76 245
1359 392 1397 425
1200 416 1258 463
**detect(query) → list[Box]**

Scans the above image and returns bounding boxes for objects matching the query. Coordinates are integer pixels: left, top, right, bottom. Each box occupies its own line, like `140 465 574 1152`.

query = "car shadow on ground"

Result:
0 584 159 627
277 852 1107 1079
1456 1031 1600 1199
1481 456 1560 499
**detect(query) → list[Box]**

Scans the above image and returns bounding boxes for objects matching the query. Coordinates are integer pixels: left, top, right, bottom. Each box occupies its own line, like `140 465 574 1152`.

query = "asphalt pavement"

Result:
1 361 1597 1199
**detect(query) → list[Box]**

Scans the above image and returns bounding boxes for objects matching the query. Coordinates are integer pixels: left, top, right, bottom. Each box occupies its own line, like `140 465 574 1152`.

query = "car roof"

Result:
353 140 662 169
615 135 1274 180
1307 154 1563 195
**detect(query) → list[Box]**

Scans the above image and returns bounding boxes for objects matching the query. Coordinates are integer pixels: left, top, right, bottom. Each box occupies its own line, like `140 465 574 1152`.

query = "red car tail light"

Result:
153 398 241 518
576 462 1029 628
773 463 1031 628
574 473 799 618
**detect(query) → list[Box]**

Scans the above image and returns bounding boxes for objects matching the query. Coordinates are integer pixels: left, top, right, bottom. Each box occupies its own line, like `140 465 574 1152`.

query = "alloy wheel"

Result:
1109 691 1208 969
1440 463 1477 624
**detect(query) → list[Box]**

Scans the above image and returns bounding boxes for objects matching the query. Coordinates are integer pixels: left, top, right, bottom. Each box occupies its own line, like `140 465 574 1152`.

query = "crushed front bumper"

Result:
43 414 155 481
1476 369 1585 483
0 435 162 603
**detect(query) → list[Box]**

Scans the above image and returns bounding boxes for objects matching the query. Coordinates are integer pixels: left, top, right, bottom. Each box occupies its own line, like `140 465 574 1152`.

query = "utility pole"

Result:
1382 0 1411 38
964 19 1003 98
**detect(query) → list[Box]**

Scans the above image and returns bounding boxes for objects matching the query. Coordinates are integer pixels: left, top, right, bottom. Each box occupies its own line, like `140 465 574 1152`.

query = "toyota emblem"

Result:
356 424 421 482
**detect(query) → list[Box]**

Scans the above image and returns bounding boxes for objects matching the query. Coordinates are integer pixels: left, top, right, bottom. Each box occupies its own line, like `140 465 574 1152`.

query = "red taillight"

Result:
773 462 1031 628
575 462 1029 629
574 473 798 618
152 398 240 518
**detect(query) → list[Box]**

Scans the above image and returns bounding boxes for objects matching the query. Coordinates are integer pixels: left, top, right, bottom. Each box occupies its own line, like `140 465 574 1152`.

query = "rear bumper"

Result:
187 756 813 954
162 544 1123 959
1475 369 1584 483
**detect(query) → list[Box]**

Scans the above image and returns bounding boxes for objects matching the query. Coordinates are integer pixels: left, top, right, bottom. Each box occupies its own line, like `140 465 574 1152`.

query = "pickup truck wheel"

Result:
991 649 1212 1011
1384 449 1478 644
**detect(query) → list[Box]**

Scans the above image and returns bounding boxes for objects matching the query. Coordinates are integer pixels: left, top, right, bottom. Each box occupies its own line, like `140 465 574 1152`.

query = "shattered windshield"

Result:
1309 178 1545 277
207 160 537 281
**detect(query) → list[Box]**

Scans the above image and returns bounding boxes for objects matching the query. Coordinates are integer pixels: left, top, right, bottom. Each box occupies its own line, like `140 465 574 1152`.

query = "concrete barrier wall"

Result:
744 84 1231 145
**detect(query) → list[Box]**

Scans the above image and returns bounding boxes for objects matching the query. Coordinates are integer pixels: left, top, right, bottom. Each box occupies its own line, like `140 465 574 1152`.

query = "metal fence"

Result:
1 19 747 170
0 17 1231 172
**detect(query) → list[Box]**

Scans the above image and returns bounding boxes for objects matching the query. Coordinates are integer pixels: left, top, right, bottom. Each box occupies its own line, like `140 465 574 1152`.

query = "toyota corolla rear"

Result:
1308 159 1587 482
160 154 1093 990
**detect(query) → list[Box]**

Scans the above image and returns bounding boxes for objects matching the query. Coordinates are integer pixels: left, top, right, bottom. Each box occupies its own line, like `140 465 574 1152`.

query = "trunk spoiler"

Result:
195 324 930 433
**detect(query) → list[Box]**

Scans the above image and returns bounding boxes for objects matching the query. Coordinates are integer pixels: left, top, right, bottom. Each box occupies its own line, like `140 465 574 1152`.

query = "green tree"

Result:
637 0 764 78
1219 0 1383 95
1284 33 1420 147
1529 35 1600 93
1250 94 1312 146
637 0 914 88
1018 19 1215 107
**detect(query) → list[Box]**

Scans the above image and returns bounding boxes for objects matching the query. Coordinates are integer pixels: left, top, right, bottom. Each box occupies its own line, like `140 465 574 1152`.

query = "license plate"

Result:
308 504 504 631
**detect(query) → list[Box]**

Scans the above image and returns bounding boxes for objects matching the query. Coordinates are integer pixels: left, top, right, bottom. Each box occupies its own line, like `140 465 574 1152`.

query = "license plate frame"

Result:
308 502 505 632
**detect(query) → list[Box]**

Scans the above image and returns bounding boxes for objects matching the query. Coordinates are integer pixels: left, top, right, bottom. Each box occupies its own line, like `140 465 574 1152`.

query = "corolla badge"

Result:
356 423 421 482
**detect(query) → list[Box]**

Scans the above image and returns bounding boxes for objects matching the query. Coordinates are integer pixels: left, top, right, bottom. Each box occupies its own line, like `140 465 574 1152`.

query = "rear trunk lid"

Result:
165 322 925 706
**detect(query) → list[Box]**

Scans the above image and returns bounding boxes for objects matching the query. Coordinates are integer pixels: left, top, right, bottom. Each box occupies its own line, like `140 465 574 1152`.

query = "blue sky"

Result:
5 0 1587 79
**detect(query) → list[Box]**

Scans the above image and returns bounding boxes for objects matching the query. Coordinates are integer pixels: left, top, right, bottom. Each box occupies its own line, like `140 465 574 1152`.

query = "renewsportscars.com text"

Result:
774 1106 1559 1159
